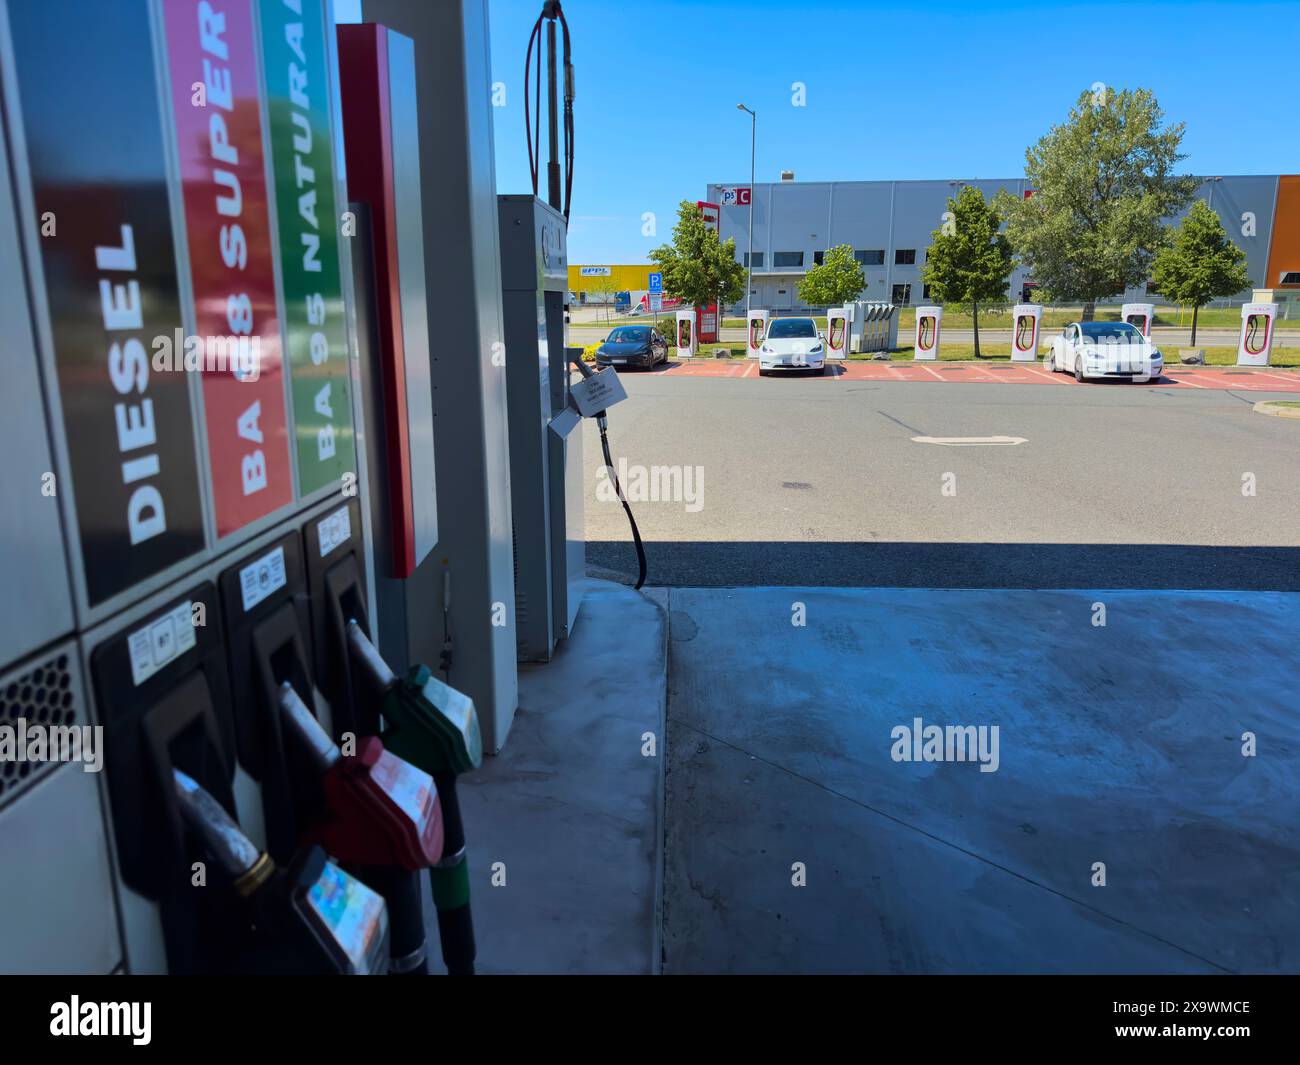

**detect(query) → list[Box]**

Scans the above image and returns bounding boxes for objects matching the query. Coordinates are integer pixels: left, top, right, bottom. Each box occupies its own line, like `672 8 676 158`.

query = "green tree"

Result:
797 243 866 307
650 200 746 311
996 87 1198 315
1151 200 1251 345
921 186 1013 358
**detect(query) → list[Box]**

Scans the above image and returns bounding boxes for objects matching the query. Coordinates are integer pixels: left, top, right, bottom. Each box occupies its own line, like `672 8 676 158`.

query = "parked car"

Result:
758 317 826 376
1045 321 1163 382
595 325 668 369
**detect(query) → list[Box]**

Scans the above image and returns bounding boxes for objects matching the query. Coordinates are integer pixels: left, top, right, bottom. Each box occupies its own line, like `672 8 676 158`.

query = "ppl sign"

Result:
718 187 751 207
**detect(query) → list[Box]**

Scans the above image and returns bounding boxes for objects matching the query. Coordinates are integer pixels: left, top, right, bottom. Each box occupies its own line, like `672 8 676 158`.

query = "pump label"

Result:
238 546 287 612
162 0 294 536
127 601 198 686
307 861 386 974
317 506 352 558
7 0 207 607
259 0 356 495
369 750 437 832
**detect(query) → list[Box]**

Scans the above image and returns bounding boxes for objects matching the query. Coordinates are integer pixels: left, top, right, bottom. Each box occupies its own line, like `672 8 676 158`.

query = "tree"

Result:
649 200 746 312
798 243 866 308
921 186 1013 358
996 87 1198 315
1151 200 1251 345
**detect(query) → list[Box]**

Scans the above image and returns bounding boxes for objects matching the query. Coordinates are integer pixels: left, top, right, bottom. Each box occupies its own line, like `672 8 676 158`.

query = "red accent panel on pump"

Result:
337 24 417 579
161 0 293 536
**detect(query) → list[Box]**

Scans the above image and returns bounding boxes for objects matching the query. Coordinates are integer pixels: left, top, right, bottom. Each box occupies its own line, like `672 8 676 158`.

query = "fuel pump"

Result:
1011 303 1041 363
826 307 850 360
346 622 483 974
1237 302 1278 366
676 309 697 358
173 769 390 975
914 305 942 360
1121 302 1154 338
747 308 770 359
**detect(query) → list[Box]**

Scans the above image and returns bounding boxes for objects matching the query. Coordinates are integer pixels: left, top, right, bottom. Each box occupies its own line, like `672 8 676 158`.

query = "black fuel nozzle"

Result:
277 681 341 775
173 767 275 898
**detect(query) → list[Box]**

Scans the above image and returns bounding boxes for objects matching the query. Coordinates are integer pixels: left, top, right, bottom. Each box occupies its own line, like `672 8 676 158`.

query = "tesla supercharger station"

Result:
827 307 851 359
676 309 698 358
0 0 511 976
747 309 770 358
1011 304 1042 362
1237 302 1278 366
914 306 943 360
1122 302 1155 337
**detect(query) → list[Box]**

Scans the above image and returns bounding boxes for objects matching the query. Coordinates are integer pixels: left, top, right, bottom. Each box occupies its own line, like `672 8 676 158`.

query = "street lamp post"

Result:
737 103 755 325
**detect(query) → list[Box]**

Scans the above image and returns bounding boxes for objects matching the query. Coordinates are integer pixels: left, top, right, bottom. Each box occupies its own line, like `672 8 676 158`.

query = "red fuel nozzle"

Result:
277 682 443 870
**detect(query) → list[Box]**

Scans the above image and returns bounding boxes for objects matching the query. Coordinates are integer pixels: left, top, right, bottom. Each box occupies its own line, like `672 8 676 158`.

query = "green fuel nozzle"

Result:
345 621 482 777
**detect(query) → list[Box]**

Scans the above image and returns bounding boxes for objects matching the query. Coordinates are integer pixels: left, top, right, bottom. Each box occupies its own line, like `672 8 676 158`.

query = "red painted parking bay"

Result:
649 360 1300 391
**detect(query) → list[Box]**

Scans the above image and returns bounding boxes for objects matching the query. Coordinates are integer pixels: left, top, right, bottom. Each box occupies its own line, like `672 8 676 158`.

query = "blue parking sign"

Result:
648 272 662 293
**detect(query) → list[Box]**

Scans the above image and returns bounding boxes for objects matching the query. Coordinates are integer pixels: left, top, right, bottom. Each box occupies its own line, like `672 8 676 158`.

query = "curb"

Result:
1252 401 1300 419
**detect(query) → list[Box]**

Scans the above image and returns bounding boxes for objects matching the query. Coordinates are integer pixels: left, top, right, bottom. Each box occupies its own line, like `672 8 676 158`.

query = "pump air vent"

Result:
0 643 82 807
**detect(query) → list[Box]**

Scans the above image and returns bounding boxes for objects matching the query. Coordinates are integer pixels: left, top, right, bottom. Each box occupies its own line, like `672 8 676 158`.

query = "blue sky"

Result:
343 0 1299 264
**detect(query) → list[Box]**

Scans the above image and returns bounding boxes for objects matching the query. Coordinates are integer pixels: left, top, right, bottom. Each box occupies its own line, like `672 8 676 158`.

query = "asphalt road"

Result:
581 373 1300 588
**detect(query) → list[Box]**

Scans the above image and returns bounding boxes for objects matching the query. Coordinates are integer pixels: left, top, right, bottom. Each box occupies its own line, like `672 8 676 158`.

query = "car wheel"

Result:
1073 356 1085 383
1045 351 1055 372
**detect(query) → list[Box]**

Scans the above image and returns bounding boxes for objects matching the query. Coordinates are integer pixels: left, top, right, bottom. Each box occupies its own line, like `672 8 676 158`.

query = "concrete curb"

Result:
1252 400 1300 419
638 585 671 976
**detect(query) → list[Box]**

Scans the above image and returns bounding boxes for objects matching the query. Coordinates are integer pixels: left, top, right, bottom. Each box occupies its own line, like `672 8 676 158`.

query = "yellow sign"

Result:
568 264 655 292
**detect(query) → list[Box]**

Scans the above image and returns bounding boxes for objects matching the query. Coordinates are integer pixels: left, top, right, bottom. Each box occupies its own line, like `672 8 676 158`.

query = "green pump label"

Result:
259 0 355 495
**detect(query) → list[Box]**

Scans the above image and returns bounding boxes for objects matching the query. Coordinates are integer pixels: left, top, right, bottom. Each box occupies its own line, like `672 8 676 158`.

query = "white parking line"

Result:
911 436 1028 446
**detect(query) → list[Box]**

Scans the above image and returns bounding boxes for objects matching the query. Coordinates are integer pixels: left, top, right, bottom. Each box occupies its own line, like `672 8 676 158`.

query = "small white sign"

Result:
128 600 197 687
317 506 352 559
239 545 287 612
570 368 629 418
579 266 612 277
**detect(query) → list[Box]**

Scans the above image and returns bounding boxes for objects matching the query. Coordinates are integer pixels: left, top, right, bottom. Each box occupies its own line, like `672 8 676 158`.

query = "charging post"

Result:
747 309 769 358
1237 302 1278 366
1121 302 1155 337
1011 304 1042 362
827 307 850 360
914 306 943 360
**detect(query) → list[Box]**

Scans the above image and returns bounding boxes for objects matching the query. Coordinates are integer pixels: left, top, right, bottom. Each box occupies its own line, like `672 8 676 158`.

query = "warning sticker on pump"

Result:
570 367 629 417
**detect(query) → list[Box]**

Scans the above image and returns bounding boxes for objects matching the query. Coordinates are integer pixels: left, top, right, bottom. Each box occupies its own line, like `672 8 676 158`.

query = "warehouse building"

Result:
706 174 1300 314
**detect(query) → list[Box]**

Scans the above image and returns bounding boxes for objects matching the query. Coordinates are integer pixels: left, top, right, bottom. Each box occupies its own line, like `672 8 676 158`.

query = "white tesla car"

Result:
758 317 826 376
1045 321 1163 382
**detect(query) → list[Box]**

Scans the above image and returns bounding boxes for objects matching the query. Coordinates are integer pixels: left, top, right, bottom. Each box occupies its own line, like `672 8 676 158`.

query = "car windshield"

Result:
767 319 817 339
1079 322 1142 339
607 327 649 343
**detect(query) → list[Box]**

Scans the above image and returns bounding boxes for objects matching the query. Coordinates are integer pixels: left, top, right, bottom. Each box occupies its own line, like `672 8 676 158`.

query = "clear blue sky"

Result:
343 0 1299 264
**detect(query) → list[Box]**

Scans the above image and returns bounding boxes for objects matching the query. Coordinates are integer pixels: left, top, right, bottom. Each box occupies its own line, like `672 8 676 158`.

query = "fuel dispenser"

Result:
914 305 943 360
747 309 770 358
1237 302 1278 366
676 309 698 358
1011 304 1042 362
1121 302 1155 337
0 0 480 976
498 194 582 662
826 307 851 360
172 768 390 975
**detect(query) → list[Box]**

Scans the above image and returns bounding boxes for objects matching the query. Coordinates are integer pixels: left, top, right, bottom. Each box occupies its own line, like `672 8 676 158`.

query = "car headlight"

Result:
809 343 823 353
1150 350 1162 360
761 344 771 353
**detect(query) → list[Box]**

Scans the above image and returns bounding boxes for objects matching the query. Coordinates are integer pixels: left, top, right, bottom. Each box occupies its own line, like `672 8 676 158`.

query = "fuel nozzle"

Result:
172 768 275 898
345 621 482 776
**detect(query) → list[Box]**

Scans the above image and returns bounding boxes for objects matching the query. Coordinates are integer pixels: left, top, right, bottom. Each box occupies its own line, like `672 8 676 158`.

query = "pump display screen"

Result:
306 861 387 974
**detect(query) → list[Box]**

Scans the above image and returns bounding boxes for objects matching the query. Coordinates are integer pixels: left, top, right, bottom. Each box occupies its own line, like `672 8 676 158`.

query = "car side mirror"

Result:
818 331 825 340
